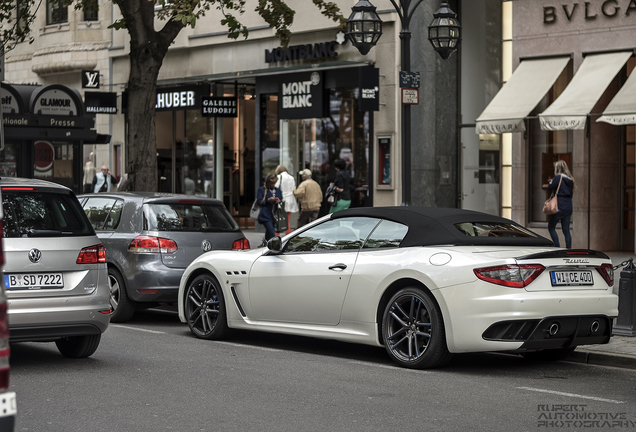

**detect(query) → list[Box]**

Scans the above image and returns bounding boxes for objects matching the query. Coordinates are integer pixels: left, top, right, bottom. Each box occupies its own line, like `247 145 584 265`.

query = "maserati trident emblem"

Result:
29 248 42 263
201 240 212 252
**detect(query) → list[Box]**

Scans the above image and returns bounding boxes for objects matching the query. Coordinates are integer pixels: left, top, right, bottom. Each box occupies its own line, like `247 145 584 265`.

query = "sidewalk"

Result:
241 229 636 369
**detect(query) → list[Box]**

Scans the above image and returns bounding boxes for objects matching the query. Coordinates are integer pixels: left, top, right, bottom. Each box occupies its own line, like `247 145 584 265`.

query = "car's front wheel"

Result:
108 267 136 323
382 287 452 369
184 274 231 340
55 334 101 358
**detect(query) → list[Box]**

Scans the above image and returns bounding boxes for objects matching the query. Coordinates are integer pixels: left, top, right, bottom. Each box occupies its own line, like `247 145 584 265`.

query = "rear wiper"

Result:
26 229 65 237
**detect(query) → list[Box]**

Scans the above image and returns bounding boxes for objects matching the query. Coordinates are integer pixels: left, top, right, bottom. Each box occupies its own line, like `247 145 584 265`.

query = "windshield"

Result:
2 191 94 238
145 202 239 232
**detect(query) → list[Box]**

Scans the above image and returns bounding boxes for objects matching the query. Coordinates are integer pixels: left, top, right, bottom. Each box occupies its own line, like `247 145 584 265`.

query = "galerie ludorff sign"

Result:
201 97 237 118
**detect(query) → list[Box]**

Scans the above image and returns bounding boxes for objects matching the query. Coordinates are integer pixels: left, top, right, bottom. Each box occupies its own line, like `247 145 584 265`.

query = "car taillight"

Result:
232 238 250 250
0 302 10 392
596 263 614 287
474 264 545 288
128 236 178 254
0 220 4 267
76 244 107 264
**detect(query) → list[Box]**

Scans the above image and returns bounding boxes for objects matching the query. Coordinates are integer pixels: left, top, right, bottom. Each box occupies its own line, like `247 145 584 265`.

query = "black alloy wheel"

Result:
382 287 452 369
108 267 136 323
185 274 231 340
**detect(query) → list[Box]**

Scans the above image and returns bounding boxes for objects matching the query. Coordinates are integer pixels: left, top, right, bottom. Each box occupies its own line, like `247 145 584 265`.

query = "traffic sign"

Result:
399 71 420 88
401 88 419 105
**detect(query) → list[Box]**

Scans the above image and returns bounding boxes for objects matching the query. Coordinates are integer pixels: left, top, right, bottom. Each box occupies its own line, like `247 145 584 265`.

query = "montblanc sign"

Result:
265 41 338 63
278 72 323 120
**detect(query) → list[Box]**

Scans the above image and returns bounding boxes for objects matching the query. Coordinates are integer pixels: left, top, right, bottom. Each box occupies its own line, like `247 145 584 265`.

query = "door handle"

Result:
329 263 347 271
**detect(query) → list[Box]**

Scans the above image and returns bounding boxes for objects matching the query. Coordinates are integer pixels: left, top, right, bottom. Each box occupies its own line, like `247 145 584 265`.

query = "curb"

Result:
565 350 636 370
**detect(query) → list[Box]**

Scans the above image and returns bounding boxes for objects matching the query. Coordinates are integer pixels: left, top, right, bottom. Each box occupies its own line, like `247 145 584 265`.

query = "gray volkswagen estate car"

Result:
77 193 250 323
2 177 110 358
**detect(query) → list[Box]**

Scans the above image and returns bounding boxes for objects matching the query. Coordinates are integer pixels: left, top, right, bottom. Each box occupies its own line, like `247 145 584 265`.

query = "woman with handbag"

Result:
275 165 298 234
257 173 283 243
543 160 575 248
328 158 352 214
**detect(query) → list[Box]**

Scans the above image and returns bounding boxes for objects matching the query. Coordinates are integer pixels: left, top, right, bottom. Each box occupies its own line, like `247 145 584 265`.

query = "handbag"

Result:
274 202 288 233
542 175 562 215
250 195 266 221
325 184 338 207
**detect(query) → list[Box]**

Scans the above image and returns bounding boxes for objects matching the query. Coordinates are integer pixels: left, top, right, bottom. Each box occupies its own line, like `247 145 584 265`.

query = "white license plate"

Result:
4 273 64 290
550 270 594 286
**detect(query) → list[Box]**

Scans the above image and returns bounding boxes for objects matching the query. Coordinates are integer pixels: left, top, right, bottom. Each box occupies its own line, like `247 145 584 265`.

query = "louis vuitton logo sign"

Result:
82 70 100 89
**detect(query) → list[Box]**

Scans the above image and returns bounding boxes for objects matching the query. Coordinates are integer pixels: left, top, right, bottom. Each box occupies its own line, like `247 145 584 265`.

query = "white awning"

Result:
539 51 632 131
597 68 636 126
475 57 570 134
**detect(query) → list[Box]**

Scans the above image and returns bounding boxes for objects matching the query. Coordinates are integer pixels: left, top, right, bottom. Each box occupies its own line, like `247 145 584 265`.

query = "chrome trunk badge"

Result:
201 240 212 252
28 248 42 263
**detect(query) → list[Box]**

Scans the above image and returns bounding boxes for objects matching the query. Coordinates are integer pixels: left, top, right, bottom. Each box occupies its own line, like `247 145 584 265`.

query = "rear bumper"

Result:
10 323 104 342
7 296 110 341
123 263 184 303
483 315 613 350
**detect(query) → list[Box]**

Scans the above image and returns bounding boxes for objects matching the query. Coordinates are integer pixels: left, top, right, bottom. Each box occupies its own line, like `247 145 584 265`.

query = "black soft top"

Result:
331 206 554 247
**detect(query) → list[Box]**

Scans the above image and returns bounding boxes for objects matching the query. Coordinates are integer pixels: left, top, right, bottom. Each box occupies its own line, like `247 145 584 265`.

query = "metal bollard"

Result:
614 258 636 337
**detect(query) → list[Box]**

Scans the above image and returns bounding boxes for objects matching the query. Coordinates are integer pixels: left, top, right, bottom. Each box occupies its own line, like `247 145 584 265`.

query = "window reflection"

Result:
362 220 408 249
286 217 379 252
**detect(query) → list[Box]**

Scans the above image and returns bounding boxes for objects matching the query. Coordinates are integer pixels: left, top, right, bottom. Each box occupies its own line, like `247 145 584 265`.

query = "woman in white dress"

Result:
275 165 299 234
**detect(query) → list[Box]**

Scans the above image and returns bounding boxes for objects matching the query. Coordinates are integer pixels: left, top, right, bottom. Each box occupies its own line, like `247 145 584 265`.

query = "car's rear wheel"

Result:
108 267 136 323
55 334 101 358
185 274 231 340
522 347 576 362
382 287 452 369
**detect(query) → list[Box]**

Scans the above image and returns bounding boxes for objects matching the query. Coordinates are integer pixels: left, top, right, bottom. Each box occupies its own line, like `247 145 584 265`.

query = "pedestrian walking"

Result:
257 173 283 243
275 165 299 234
543 160 575 248
328 158 352 213
293 169 323 228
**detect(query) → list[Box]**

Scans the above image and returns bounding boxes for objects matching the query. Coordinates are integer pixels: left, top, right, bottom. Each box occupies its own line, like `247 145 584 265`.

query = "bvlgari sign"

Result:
278 72 323 120
544 0 636 23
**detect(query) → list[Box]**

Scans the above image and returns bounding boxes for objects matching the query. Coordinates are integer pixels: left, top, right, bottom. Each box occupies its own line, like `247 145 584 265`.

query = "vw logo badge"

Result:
29 248 42 263
201 240 212 252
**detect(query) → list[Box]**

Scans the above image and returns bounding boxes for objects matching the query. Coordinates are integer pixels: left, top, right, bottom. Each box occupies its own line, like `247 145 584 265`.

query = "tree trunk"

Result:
126 47 161 192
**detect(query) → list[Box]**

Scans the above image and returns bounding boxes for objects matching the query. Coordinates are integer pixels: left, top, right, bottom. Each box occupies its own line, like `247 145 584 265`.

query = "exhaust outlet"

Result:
590 320 600 334
548 323 560 336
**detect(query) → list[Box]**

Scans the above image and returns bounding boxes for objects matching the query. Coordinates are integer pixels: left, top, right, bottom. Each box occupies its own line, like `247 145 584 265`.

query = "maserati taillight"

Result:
596 263 614 287
128 236 178 254
232 238 251 250
76 244 107 264
474 264 545 288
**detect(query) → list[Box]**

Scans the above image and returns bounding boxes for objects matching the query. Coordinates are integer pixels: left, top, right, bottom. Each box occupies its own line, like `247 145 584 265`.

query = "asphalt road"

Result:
9 307 636 432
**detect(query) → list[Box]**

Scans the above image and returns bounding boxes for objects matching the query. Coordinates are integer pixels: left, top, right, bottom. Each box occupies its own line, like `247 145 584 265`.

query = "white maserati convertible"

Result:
177 207 618 369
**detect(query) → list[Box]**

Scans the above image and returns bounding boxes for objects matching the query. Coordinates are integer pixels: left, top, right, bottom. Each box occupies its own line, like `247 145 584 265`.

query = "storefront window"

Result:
0 143 19 177
33 140 74 189
267 86 370 212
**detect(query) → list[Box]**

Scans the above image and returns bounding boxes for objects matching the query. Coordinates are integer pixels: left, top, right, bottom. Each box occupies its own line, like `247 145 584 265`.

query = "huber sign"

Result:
278 72 323 120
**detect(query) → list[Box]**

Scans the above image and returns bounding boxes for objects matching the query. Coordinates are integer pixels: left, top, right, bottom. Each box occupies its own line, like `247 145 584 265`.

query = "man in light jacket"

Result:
92 165 117 193
293 169 323 228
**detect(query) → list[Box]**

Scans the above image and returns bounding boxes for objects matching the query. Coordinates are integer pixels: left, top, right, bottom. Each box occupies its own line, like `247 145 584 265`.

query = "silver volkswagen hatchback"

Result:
77 193 250 323
2 178 110 358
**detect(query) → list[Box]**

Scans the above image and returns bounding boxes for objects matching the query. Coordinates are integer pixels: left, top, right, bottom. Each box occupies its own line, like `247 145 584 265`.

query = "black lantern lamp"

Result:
345 0 383 56
427 2 461 60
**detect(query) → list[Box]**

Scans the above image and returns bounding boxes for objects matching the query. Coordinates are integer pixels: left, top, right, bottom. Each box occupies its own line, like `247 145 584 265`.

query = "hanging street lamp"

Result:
345 0 383 56
345 1 461 206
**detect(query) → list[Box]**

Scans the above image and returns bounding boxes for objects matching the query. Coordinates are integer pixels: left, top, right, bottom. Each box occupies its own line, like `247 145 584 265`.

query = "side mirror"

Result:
267 236 282 253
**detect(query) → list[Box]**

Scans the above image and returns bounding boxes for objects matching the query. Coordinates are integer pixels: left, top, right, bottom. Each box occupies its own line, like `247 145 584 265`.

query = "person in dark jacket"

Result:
257 173 283 242
544 160 575 248
328 158 352 214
